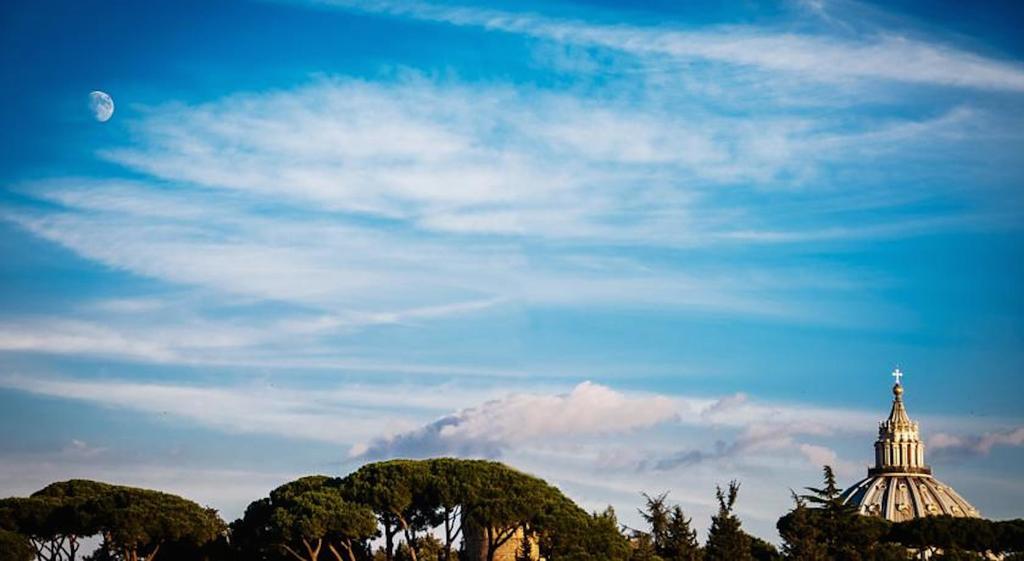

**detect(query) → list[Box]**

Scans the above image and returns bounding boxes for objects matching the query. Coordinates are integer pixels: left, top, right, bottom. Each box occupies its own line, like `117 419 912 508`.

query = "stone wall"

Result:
462 518 541 561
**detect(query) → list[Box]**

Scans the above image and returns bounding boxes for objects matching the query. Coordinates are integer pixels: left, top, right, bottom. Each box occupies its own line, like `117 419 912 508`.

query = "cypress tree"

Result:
704 481 752 561
802 465 856 557
639 493 671 555
800 466 897 561
778 493 828 561
663 505 702 561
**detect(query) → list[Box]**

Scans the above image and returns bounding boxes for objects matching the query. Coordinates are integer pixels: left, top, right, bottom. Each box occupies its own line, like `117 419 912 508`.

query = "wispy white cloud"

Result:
83 298 169 314
0 373 492 444
90 78 997 244
2 68 996 362
317 0 1024 91
8 173 879 337
0 311 557 378
0 319 182 362
100 79 732 228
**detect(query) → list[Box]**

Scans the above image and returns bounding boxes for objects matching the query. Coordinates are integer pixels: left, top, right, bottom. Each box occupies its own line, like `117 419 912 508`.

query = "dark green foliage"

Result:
704 481 752 561
535 501 631 561
629 532 664 561
531 492 591 560
999 519 1024 554
0 491 103 561
413 535 444 561
81 546 117 561
7 461 1024 561
885 516 1024 559
797 466 896 561
586 507 633 561
777 494 827 561
32 480 117 502
339 459 632 561
635 492 700 561
748 535 781 561
155 533 234 561
2 480 223 561
801 466 858 558
393 542 414 561
85 485 225 561
639 493 671 555
577 514 632 561
341 460 439 561
425 459 475 561
234 475 376 561
465 460 568 561
0 496 63 561
664 506 702 561
778 467 1024 560
0 528 34 561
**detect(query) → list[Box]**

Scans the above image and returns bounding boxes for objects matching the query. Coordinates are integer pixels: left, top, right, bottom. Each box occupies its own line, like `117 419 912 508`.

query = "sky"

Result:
1 0 1023 542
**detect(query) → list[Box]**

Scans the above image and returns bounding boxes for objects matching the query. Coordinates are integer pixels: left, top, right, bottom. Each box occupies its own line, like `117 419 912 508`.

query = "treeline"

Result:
0 461 1021 561
771 467 1024 561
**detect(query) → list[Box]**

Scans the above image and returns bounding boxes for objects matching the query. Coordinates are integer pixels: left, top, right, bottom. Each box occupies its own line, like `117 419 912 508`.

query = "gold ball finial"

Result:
891 368 904 398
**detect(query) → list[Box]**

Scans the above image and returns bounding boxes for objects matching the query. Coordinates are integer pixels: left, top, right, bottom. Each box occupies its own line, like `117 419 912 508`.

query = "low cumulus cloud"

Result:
354 386 865 475
350 381 677 460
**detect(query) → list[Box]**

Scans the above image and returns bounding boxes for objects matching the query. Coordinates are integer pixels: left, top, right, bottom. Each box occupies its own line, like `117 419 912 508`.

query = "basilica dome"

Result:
839 370 980 522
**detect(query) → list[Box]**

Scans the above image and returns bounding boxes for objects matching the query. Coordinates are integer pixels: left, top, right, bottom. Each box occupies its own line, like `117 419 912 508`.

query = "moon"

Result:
89 91 114 122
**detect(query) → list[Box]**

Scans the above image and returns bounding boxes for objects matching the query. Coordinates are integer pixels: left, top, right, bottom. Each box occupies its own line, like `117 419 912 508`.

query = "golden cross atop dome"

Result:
892 367 903 385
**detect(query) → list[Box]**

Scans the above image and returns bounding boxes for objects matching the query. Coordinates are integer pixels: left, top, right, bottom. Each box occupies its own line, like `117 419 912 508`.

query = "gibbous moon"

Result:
89 90 114 122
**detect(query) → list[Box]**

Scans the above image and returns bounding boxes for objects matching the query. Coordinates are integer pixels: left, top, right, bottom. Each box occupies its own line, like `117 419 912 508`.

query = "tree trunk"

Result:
328 541 359 561
281 544 310 561
384 520 395 561
404 528 418 561
142 543 162 561
303 538 323 561
485 527 496 561
442 506 455 561
29 538 44 561
53 535 79 561
53 535 67 561
442 503 462 561
392 511 418 561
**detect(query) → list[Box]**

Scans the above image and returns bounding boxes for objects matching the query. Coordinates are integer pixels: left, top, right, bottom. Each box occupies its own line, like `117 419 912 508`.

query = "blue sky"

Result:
1 0 1023 541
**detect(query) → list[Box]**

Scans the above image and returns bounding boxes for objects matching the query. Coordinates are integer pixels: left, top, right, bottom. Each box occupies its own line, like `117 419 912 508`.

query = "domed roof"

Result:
840 474 979 522
840 369 980 522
